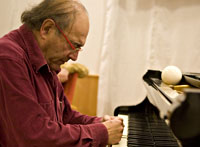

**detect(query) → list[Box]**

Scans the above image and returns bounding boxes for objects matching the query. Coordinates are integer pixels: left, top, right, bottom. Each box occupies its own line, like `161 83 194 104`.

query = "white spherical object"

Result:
161 66 182 85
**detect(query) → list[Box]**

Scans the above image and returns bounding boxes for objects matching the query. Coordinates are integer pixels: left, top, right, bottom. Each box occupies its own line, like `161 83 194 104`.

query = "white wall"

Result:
0 0 41 35
0 0 106 75
75 0 106 75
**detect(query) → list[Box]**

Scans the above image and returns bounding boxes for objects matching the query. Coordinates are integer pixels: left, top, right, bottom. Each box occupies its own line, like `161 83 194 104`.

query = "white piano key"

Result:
118 114 128 136
112 138 127 147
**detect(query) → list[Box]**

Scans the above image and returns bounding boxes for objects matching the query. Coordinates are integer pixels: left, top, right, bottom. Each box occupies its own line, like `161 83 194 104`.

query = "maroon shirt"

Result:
0 25 108 147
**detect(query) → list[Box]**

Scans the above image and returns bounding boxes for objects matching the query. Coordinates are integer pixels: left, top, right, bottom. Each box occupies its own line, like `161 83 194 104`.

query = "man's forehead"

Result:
67 12 89 45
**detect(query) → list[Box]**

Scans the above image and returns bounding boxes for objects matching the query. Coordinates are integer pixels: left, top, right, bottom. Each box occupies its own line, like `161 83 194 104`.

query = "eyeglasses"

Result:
55 23 82 52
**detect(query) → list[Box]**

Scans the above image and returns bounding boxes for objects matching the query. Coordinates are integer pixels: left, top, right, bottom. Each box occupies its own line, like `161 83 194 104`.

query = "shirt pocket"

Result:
39 99 56 121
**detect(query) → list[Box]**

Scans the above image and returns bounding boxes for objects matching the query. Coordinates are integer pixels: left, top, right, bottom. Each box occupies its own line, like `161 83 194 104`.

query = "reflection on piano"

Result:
112 70 200 147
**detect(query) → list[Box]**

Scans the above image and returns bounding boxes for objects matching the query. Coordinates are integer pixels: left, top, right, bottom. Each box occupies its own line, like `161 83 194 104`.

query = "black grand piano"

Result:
112 70 200 147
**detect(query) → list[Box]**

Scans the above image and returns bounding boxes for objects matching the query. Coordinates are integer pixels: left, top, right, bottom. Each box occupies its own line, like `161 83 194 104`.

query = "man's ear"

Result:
40 19 56 40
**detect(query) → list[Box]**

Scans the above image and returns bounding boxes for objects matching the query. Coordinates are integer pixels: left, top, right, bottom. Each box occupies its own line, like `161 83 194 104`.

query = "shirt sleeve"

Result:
62 97 103 124
56 79 103 125
0 57 108 147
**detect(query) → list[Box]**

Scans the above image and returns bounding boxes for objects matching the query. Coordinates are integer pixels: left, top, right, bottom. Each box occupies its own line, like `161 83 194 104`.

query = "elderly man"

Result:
0 0 124 146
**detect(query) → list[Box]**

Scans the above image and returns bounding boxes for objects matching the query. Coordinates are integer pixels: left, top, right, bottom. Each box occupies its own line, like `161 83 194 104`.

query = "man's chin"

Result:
49 64 61 73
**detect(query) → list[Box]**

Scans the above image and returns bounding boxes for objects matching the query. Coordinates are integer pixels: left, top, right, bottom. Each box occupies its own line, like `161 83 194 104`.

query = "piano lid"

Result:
142 70 200 118
143 70 200 146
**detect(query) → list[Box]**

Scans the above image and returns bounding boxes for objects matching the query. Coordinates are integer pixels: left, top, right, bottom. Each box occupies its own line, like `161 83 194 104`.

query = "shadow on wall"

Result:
118 0 200 11
155 0 200 11
118 0 153 11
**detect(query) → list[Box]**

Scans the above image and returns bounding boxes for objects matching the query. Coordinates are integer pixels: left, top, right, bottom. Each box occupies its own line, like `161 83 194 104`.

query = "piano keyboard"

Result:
112 99 180 147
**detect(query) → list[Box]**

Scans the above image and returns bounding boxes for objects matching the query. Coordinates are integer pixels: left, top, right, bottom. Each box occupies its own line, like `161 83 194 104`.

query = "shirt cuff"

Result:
89 123 108 147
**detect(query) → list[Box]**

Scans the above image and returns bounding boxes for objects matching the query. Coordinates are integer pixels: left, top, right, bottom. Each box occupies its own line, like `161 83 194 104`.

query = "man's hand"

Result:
57 68 69 83
103 117 124 145
102 115 123 122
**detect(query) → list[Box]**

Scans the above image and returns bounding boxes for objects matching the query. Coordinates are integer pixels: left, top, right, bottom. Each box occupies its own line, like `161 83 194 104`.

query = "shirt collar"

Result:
18 24 50 73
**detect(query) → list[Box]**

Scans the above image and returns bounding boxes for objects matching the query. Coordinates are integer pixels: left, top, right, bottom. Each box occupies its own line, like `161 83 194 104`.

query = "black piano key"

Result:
151 132 174 137
150 127 171 130
155 141 179 147
127 144 154 147
128 130 152 137
128 138 155 146
128 137 153 142
128 135 153 139
129 121 148 125
151 129 172 133
129 126 151 131
153 136 177 141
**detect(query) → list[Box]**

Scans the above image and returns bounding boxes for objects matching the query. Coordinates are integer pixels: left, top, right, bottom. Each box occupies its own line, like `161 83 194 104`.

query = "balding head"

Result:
21 0 87 31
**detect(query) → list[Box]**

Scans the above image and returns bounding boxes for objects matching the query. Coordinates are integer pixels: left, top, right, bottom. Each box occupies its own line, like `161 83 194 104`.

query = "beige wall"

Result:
76 0 106 75
0 0 41 36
